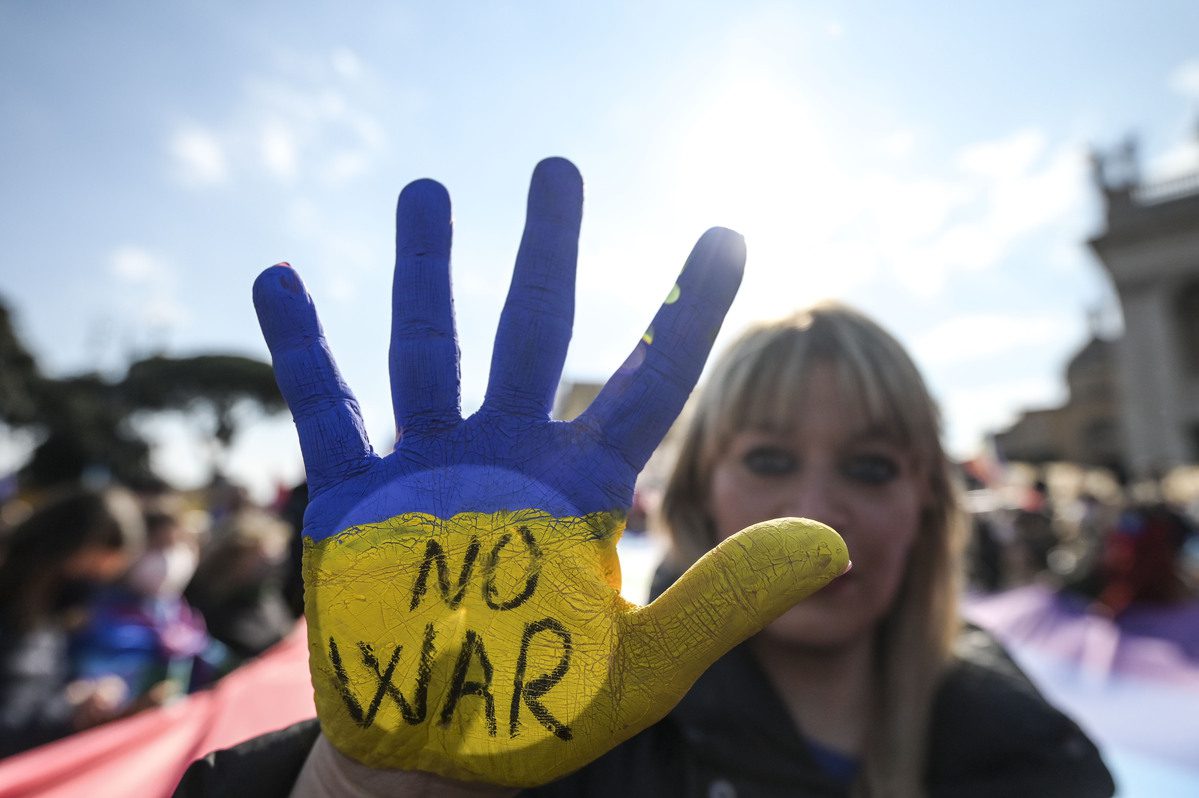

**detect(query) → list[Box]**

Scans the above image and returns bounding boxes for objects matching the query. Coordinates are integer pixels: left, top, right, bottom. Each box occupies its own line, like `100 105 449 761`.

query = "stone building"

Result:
1090 138 1199 476
993 335 1123 470
997 135 1199 476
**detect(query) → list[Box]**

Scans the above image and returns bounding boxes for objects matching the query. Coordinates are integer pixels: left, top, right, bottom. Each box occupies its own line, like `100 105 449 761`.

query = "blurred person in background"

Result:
1068 502 1196 617
0 487 147 757
70 503 230 709
276 482 308 619
959 466 1005 594
1006 478 1060 587
185 507 295 660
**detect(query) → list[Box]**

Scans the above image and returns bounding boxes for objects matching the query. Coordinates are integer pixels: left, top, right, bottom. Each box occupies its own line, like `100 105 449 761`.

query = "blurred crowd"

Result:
0 460 1196 761
961 463 1198 614
0 479 308 758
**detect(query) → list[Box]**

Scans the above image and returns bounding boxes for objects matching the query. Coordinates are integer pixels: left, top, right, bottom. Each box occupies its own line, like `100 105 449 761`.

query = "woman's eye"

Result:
842 454 899 485
742 447 797 476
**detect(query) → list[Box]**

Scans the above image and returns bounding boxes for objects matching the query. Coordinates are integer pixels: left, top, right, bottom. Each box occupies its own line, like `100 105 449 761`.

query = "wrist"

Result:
291 733 518 798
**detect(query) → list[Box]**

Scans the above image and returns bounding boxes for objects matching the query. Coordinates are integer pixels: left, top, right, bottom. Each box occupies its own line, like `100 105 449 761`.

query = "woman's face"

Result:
707 363 926 651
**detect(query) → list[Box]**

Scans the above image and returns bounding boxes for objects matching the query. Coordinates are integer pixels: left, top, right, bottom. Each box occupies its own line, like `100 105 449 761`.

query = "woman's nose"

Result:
781 472 849 531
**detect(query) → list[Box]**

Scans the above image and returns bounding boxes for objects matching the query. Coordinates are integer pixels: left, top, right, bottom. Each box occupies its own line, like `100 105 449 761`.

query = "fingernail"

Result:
842 560 853 575
273 261 292 268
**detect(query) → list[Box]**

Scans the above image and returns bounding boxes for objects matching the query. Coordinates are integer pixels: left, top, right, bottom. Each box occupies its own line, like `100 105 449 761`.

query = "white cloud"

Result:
110 245 167 283
1169 59 1199 98
641 66 882 309
955 128 1046 179
139 295 191 329
166 51 386 195
640 62 1091 308
913 313 1076 367
585 41 1097 413
169 126 229 186
155 52 393 312
260 122 299 181
282 196 385 304
985 140 1085 239
330 47 364 80
887 131 1087 297
322 150 369 185
324 272 358 303
880 129 915 158
347 111 385 150
858 174 970 244
107 246 190 329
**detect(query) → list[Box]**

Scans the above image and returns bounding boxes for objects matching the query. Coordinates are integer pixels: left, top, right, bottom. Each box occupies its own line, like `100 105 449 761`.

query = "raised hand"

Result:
253 158 848 787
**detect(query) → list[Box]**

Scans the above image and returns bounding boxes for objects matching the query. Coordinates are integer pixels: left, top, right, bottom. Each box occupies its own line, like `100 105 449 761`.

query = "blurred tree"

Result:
0 300 43 426
120 355 284 477
22 374 157 488
1 296 284 488
1 301 155 487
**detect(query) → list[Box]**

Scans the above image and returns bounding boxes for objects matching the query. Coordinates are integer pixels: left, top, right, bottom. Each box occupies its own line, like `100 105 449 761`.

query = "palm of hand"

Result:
255 159 847 786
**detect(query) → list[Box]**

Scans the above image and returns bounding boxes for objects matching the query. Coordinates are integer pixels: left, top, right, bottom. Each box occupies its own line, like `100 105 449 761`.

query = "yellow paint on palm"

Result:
304 510 626 784
304 511 848 787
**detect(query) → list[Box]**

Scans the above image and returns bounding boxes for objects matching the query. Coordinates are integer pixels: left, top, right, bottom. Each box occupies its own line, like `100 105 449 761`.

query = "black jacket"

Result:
176 626 1113 797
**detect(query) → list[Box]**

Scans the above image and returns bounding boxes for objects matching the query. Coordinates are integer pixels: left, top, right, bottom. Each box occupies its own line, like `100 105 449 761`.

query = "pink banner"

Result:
0 622 315 798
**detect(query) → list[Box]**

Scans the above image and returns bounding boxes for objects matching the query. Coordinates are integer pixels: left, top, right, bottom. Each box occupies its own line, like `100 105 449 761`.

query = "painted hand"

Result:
253 158 848 787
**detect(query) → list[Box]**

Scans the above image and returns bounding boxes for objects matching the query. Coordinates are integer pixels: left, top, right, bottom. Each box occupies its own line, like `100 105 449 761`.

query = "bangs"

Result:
699 307 938 467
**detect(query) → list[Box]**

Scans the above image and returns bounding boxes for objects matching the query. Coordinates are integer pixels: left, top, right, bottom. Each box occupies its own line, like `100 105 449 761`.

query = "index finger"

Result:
578 228 744 470
253 264 375 492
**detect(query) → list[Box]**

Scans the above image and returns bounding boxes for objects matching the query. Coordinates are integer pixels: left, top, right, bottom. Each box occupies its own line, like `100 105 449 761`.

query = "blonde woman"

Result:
636 303 1113 797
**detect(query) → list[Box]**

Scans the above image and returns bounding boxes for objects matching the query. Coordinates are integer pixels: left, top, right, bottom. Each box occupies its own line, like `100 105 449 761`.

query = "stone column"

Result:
1117 279 1188 474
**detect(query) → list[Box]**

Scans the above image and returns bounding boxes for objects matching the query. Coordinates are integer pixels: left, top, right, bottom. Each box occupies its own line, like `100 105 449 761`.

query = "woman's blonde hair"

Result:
659 302 965 797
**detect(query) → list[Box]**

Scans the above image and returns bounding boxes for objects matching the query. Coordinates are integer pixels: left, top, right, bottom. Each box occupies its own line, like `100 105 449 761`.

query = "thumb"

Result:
614 518 848 726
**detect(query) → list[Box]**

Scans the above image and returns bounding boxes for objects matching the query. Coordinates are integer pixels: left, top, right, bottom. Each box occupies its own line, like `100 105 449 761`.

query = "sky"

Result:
2 2 1199 500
